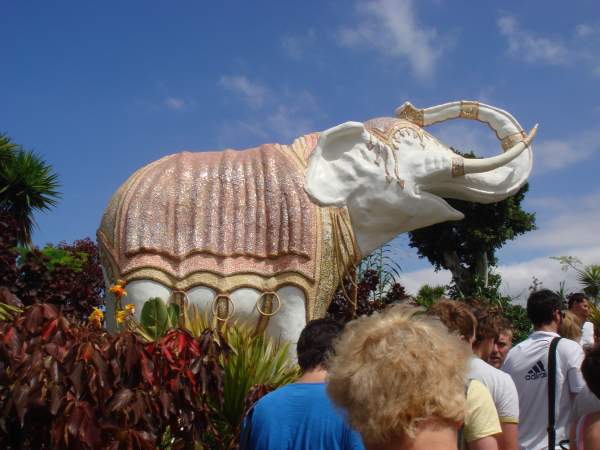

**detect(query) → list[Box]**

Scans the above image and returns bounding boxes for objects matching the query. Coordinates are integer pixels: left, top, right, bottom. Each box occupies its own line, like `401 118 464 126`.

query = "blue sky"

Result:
2 0 599 300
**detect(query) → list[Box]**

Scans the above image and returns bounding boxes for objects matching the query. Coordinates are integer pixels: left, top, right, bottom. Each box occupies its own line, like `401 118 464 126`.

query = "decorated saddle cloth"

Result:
97 134 323 289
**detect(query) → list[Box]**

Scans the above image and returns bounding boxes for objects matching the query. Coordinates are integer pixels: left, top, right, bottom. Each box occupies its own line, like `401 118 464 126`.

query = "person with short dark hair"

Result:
568 293 595 347
489 321 513 370
241 318 364 450
503 289 585 450
570 344 600 449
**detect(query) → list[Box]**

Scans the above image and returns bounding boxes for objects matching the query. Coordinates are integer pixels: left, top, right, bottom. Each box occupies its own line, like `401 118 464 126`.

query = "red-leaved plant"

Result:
0 212 104 321
0 304 231 449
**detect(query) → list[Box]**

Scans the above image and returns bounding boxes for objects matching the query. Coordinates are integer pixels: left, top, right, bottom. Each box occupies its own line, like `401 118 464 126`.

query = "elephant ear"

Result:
305 121 370 206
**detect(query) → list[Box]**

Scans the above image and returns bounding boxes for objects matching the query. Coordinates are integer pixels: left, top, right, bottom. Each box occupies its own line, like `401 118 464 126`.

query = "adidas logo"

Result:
525 361 547 380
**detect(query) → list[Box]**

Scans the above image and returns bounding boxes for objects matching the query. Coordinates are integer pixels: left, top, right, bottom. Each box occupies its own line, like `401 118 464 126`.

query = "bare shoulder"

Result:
583 412 600 450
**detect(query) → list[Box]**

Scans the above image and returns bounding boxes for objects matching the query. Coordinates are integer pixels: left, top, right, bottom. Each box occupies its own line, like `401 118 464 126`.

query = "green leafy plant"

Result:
328 244 409 322
414 284 446 309
17 244 90 272
358 244 403 301
220 325 298 429
0 214 104 320
181 305 298 449
0 302 21 321
138 297 180 340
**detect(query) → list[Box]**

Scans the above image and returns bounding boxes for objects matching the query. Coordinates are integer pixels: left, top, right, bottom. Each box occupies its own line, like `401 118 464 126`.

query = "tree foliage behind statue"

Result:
0 212 104 320
328 246 409 322
409 179 535 297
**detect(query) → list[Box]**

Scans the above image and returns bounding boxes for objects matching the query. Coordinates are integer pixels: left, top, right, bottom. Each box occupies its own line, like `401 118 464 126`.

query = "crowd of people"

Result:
240 290 600 450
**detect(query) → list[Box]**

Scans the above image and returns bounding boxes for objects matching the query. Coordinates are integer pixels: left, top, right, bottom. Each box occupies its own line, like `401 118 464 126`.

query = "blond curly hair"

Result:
559 310 583 342
326 305 470 446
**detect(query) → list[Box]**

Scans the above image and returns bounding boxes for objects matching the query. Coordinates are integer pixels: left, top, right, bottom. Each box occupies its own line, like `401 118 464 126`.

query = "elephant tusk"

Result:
458 125 538 177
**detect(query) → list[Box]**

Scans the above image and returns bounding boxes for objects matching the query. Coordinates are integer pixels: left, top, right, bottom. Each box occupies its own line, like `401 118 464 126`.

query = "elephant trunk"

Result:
396 100 535 202
461 124 537 176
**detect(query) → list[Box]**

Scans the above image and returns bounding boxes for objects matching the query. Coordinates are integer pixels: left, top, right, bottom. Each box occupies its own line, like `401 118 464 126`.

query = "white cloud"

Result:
164 97 187 111
400 245 600 304
217 74 323 147
281 29 316 60
534 130 600 174
400 266 451 296
497 245 600 304
516 192 600 251
497 15 568 65
218 75 268 108
336 0 440 78
575 24 597 39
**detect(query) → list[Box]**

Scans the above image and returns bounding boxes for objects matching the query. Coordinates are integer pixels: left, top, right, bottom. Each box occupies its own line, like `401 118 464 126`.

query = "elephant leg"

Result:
187 285 307 356
264 286 307 351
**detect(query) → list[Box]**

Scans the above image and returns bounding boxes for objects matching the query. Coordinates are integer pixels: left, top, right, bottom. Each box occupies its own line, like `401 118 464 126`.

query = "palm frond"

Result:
0 144 61 245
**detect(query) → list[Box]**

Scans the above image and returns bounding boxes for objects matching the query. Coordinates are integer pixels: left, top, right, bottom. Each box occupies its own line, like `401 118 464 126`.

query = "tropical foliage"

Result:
328 245 409 322
413 284 446 309
136 302 298 449
0 134 60 245
0 213 104 320
0 303 231 449
552 256 600 302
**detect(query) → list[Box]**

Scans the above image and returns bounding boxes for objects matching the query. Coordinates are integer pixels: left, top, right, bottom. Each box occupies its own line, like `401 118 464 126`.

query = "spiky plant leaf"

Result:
0 137 60 245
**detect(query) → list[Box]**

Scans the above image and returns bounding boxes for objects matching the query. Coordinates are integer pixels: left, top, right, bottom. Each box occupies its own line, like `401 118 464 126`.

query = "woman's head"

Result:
559 311 583 342
326 304 469 447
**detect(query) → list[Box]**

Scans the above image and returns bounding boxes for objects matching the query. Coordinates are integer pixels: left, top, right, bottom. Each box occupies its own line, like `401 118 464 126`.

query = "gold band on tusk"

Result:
452 158 465 177
501 131 527 152
459 101 479 120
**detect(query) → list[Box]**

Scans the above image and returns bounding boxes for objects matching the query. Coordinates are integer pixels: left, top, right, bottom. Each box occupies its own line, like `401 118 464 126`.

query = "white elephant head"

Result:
305 101 537 256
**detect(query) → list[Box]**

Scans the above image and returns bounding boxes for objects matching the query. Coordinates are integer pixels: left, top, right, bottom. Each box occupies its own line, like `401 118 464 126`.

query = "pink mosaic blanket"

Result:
99 134 321 281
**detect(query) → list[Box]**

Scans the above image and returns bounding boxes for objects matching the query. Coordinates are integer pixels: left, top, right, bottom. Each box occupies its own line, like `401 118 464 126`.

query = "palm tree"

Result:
0 133 61 245
578 264 600 302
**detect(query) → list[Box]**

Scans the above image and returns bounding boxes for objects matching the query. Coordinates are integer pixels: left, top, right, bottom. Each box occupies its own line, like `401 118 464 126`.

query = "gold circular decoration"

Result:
170 289 190 309
255 291 282 317
211 294 235 322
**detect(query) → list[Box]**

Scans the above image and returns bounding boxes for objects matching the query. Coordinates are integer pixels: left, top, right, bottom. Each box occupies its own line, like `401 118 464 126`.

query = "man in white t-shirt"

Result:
503 289 585 450
568 292 595 347
467 300 520 450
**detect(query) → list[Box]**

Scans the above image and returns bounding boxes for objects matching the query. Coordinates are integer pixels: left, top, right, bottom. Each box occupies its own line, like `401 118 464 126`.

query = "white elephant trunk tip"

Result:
458 124 538 176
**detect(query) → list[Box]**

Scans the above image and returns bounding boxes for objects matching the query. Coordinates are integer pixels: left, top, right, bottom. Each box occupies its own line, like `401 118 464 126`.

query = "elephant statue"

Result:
97 100 536 346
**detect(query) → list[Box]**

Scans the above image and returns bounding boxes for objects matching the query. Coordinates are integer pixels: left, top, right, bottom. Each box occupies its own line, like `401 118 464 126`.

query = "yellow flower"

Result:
116 309 128 324
116 304 136 325
88 307 104 327
109 285 127 299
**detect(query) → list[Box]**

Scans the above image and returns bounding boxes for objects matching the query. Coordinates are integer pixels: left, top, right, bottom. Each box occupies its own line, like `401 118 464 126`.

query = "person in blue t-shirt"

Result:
240 318 365 450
